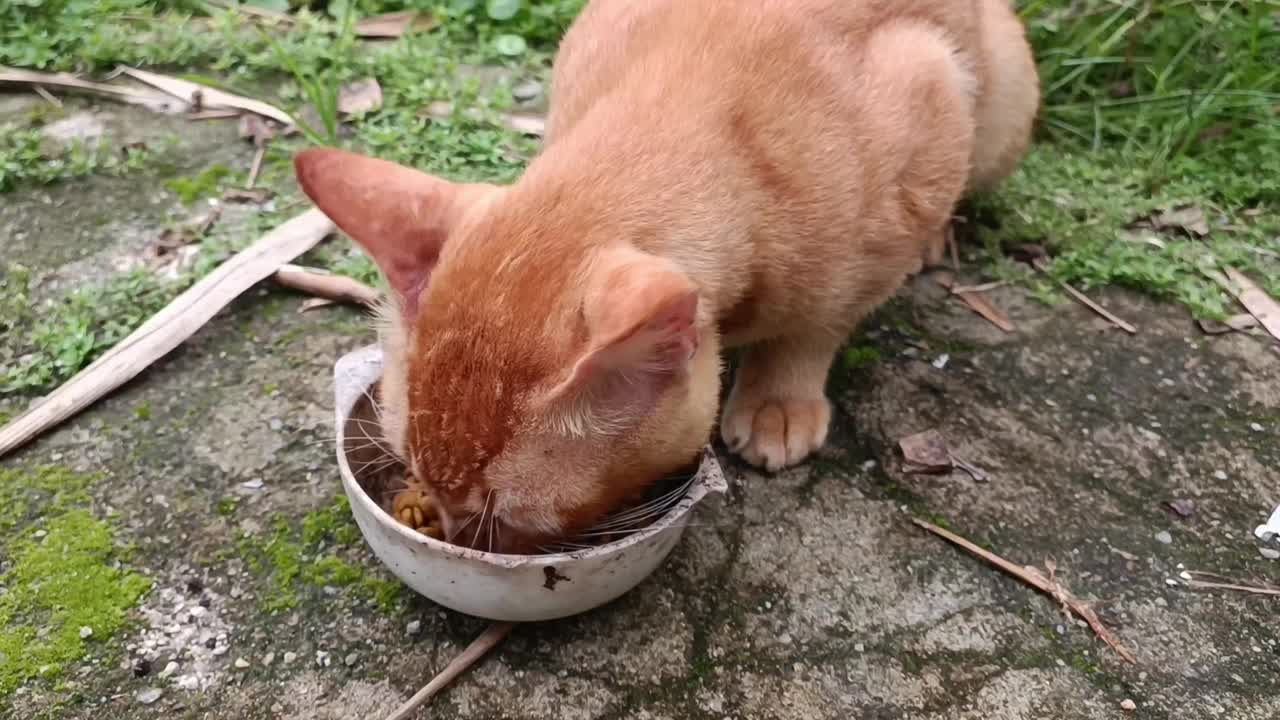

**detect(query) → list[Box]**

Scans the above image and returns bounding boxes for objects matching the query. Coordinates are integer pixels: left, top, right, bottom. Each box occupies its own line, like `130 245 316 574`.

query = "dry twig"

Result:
1032 258 1137 334
0 210 334 459
1182 571 1280 597
911 518 1136 664
384 622 516 720
273 265 381 309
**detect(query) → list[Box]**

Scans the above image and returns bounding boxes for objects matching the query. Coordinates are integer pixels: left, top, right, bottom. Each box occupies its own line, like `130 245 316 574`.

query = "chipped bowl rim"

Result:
335 344 727 570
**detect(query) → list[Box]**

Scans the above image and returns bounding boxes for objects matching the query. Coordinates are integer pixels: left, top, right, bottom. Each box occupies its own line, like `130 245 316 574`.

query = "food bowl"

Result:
334 345 727 622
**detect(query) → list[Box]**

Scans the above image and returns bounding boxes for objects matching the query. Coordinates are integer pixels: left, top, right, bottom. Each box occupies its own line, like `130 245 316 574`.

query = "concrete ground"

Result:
2 101 1278 720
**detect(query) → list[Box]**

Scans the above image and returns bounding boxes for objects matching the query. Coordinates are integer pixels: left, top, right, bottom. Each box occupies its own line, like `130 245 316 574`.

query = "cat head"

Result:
297 147 719 553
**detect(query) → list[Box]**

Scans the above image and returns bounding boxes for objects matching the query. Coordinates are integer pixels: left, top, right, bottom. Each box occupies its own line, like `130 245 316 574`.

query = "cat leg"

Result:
719 333 841 471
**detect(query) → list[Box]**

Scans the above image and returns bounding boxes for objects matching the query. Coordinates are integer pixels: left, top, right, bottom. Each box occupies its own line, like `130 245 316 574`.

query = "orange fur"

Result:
295 0 1039 552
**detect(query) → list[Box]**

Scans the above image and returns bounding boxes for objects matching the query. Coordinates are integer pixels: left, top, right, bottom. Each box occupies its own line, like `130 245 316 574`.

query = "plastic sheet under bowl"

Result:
334 345 727 622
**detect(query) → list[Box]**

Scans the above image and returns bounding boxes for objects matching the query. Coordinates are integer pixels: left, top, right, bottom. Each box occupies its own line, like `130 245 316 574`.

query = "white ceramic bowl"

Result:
334 345 726 622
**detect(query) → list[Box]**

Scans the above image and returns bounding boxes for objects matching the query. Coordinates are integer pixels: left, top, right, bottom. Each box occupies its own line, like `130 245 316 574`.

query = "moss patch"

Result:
0 466 151 697
238 496 402 613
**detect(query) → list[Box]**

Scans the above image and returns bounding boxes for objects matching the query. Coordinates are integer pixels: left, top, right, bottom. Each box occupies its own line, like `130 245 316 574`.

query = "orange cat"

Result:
297 0 1039 552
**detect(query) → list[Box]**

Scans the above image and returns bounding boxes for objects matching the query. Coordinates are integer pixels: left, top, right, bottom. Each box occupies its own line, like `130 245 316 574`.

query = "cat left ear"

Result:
548 249 700 427
294 147 495 318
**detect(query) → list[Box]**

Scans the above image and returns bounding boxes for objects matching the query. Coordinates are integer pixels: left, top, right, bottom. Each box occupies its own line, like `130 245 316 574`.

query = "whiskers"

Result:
537 473 697 554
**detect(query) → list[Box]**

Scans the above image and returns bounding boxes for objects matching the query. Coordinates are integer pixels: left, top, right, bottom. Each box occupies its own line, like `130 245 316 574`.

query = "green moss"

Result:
164 163 235 205
132 401 151 421
238 497 402 613
216 497 240 517
0 467 150 697
841 346 881 372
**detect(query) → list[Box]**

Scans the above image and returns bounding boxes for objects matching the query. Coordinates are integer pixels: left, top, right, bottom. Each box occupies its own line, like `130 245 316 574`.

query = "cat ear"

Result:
549 249 700 426
294 147 492 316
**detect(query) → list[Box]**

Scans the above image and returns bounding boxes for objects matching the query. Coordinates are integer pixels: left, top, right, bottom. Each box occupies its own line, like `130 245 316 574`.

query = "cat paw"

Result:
719 395 831 472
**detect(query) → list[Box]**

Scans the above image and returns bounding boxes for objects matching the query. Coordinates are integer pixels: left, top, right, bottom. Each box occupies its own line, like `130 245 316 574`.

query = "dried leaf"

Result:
338 78 383 115
1152 205 1209 237
0 210 334 459
1164 499 1196 518
0 66 183 113
1210 268 1280 343
116 66 295 126
898 429 951 473
1197 314 1260 335
355 10 436 38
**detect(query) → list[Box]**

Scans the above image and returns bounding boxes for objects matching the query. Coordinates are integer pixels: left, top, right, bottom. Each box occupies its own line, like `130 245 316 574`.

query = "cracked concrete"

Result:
2 110 1279 720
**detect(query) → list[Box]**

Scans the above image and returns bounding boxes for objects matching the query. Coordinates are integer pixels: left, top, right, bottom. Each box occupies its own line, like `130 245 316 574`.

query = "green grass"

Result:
988 0 1280 316
0 466 151 697
0 0 1276 384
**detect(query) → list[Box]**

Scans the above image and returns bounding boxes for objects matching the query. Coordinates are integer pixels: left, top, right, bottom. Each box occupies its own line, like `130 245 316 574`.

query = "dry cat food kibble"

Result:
390 476 444 540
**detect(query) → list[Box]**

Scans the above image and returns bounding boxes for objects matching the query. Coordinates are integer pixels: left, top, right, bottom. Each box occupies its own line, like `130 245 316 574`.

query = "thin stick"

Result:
273 265 381 308
32 84 62 107
0 209 334 459
911 518 1137 664
1184 580 1280 597
1183 571 1280 597
952 291 1016 333
247 144 266 188
384 622 516 720
1033 258 1137 334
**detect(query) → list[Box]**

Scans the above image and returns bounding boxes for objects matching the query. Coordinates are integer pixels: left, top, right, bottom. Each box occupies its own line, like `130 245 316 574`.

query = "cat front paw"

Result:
719 394 831 472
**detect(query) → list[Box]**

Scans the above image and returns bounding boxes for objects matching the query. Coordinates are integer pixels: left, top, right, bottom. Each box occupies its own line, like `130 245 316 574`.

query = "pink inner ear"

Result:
294 147 460 317
556 273 699 420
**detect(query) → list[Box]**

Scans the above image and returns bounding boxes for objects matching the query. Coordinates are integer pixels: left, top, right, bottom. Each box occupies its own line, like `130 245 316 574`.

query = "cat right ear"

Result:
294 147 494 317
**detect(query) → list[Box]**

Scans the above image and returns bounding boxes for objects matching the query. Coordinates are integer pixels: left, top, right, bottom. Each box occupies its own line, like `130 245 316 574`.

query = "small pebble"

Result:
345 653 358 667
262 652 276 666
406 620 422 637
931 353 949 370
1164 578 1179 587
159 661 179 678
854 643 865 652
1154 530 1173 545
1213 470 1228 481
1120 699 1136 711
512 80 544 102
283 652 298 665
269 418 283 431
316 650 331 667
136 688 163 706
1260 547 1280 560
241 478 264 490
79 626 93 639
234 658 250 669
1250 422 1264 432
33 529 47 539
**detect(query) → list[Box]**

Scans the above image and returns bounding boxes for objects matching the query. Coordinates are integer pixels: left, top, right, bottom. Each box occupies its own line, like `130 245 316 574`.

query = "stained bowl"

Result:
334 344 726 622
